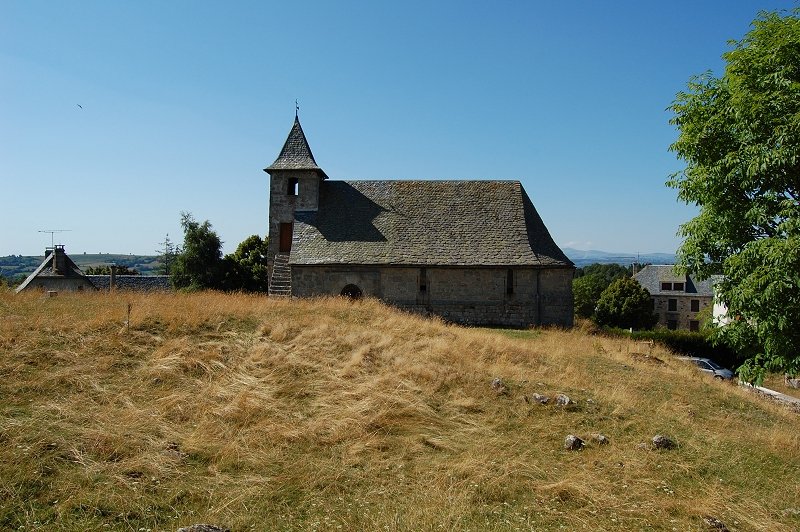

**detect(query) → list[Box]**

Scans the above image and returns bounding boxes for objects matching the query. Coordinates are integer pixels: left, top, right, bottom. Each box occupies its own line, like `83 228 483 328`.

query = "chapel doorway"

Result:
340 284 363 300
279 223 293 252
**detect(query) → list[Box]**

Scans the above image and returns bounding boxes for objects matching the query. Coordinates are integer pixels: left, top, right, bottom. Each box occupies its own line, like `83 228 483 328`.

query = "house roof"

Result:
264 116 328 178
290 180 573 268
14 246 90 293
634 264 715 296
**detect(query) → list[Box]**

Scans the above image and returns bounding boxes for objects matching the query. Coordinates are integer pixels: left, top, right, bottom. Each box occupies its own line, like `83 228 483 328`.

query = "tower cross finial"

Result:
295 99 299 118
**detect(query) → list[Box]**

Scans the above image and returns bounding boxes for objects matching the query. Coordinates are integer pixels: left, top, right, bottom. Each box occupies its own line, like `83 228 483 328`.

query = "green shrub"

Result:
605 327 743 369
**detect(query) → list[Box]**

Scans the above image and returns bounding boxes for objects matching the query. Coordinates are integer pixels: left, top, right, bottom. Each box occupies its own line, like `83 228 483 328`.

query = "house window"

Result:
506 269 514 295
661 282 672 291
668 298 677 312
667 320 678 330
419 267 427 293
691 299 700 312
673 282 685 291
287 177 299 196
689 320 700 332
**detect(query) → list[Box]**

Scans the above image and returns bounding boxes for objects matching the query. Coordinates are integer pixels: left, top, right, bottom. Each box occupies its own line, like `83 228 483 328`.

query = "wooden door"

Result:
279 223 293 252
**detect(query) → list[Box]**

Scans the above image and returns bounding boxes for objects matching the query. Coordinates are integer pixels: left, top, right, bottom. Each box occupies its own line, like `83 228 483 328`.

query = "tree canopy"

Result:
573 273 607 319
574 263 630 283
220 235 270 292
594 277 657 331
84 265 139 275
668 9 800 382
171 212 224 290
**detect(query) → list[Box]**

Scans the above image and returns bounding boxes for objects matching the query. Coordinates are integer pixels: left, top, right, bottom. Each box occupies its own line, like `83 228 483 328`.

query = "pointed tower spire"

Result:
264 115 327 179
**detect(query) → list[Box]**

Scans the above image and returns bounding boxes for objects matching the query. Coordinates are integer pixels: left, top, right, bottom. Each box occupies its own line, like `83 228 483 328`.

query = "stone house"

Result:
15 246 96 293
633 264 713 331
264 116 574 327
15 245 171 294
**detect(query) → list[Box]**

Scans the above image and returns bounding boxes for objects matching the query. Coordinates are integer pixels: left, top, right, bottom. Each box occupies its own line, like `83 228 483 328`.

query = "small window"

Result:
690 299 700 312
673 282 685 291
287 177 299 196
667 320 677 330
506 269 514 295
689 320 700 332
419 267 427 293
668 298 677 312
661 282 672 291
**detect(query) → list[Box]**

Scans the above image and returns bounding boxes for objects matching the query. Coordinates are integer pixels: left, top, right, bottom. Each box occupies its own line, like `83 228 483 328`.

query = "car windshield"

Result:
705 360 723 370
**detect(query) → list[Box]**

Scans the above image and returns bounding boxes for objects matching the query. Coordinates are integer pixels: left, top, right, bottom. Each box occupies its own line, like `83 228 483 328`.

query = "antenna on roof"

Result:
38 229 71 248
295 99 299 118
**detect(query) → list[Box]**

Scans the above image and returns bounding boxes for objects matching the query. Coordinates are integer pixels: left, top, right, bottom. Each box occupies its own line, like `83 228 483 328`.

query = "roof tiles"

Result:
290 180 573 268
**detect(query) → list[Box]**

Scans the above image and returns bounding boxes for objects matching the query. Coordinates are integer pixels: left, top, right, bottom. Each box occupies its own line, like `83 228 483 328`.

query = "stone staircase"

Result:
268 253 292 297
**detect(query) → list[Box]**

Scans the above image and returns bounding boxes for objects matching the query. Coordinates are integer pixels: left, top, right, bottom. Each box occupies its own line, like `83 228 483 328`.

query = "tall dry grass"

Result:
1 289 798 531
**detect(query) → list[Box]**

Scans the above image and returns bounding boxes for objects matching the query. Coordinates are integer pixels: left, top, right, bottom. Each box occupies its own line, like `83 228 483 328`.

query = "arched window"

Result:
340 284 363 300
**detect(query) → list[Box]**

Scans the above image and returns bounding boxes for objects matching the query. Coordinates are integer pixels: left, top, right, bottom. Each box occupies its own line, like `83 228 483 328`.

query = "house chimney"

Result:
52 245 66 274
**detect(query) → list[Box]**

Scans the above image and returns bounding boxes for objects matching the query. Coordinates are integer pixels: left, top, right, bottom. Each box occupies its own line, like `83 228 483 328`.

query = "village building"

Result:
264 116 574 327
633 264 714 331
15 245 171 294
15 246 95 294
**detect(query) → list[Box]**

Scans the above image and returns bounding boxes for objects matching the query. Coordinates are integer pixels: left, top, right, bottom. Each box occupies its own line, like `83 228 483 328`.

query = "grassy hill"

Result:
1 291 798 531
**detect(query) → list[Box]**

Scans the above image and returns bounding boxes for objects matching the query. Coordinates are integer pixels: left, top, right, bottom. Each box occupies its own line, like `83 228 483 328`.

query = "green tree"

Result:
171 212 224 290
594 277 657 330
668 9 800 382
575 263 630 283
156 233 179 275
220 235 270 292
572 273 607 319
84 265 139 275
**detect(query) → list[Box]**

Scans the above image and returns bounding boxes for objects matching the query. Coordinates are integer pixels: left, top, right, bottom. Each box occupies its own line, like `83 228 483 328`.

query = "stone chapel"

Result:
264 115 574 327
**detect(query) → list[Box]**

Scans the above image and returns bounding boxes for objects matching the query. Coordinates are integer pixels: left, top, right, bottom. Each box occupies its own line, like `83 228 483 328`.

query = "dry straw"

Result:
1 289 798 530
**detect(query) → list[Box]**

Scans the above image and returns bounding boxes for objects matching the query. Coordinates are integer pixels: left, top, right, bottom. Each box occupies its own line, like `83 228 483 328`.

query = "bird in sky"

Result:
76 104 82 109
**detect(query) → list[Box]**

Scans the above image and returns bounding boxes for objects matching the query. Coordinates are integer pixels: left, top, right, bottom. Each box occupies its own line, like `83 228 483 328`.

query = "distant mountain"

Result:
562 248 676 268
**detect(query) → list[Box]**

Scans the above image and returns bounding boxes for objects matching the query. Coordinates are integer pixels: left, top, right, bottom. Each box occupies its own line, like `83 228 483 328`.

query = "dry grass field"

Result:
1 290 798 531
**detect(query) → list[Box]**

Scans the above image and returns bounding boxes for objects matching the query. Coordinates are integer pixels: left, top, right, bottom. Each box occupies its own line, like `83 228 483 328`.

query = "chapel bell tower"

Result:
263 114 328 279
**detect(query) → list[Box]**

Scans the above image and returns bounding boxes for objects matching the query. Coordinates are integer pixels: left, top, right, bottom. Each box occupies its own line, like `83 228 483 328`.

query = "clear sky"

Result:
1 0 796 257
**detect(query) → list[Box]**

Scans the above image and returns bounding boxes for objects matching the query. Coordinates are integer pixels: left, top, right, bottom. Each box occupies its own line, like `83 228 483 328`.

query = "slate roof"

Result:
290 180 573 268
87 275 172 291
15 247 89 293
634 265 715 296
264 116 328 178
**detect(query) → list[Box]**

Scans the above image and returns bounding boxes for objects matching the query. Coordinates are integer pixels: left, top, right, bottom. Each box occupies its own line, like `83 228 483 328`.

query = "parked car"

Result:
677 356 735 380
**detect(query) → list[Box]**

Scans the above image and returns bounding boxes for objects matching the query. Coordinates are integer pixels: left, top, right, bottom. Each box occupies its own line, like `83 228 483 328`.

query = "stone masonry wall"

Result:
266 169 321 276
291 265 574 327
652 294 713 330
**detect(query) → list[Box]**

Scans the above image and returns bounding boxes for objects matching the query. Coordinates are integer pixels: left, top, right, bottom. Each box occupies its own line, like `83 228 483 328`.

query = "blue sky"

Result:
1 0 796 257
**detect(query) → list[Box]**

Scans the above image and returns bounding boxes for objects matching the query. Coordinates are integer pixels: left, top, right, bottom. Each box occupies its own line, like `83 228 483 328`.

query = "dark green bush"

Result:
604 328 744 369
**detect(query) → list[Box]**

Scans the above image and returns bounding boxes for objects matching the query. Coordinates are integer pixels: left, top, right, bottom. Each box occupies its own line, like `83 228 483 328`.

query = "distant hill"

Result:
0 253 163 279
563 247 676 267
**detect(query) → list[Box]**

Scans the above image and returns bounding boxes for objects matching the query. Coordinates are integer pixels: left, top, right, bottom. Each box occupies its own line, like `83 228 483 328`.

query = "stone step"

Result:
269 253 292 296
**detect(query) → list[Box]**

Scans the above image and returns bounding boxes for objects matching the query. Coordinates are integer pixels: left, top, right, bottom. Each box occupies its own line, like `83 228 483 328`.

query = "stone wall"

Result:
18 277 95 293
266 169 321 275
652 295 712 330
291 265 574 327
